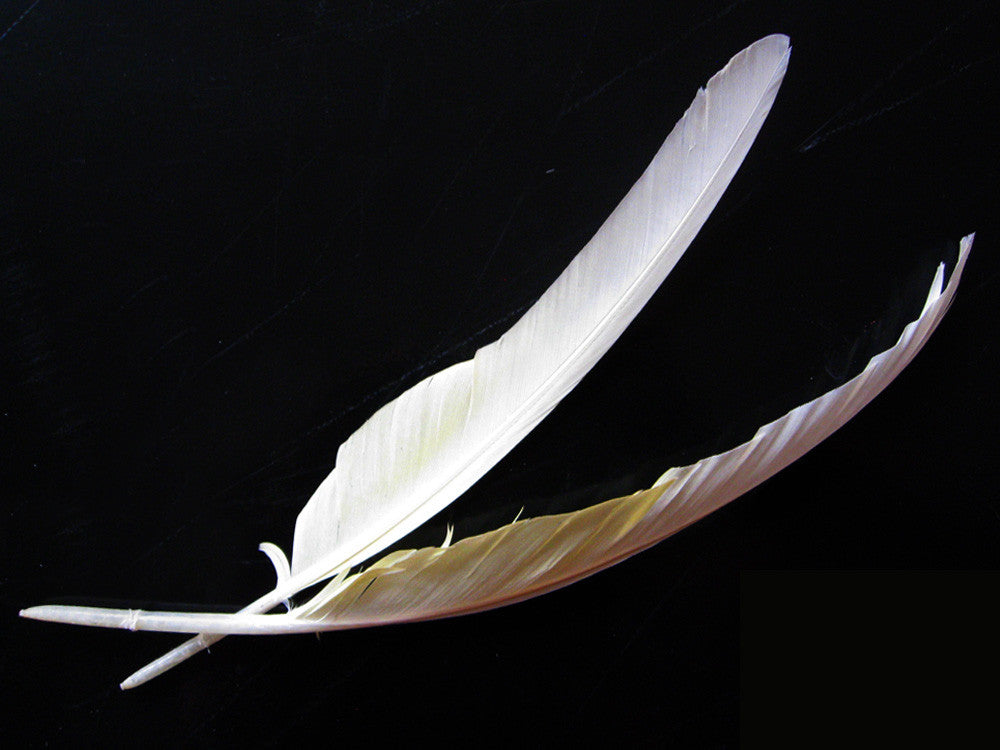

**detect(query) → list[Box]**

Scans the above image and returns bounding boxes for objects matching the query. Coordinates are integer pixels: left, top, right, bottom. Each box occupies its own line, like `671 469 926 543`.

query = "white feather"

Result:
22 35 839 685
90 34 791 685
22 234 973 638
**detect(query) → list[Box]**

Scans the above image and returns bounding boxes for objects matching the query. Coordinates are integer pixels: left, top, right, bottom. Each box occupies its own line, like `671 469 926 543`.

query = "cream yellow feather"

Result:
24 235 971 639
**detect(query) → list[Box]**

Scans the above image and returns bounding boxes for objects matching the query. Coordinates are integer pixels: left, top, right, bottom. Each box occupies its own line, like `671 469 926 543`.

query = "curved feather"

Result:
22 234 974 636
21 35 795 684
288 34 792 584
62 34 792 689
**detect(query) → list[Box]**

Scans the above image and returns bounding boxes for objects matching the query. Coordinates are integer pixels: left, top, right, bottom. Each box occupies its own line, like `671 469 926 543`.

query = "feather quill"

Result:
24 35 962 686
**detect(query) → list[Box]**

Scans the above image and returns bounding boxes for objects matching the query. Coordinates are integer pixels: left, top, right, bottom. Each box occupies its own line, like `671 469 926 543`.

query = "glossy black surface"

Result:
3 2 998 745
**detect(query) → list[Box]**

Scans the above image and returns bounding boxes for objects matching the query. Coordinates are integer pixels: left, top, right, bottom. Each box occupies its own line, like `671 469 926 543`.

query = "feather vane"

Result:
289 34 792 585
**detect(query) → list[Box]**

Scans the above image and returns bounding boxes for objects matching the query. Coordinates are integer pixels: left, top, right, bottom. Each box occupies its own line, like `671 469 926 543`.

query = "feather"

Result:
21 232 974 642
22 35 791 670
83 32 780 687
25 34 956 687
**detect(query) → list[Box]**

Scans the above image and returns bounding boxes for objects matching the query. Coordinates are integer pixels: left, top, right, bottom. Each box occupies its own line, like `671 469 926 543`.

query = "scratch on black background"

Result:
0 0 41 44
797 3 987 152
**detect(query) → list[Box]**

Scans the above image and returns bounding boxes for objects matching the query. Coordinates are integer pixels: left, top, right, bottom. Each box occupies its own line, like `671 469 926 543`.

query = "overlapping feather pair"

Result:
20 35 974 688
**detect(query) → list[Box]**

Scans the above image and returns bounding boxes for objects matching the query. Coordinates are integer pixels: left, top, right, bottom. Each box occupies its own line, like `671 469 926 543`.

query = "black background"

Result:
2 1 998 746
